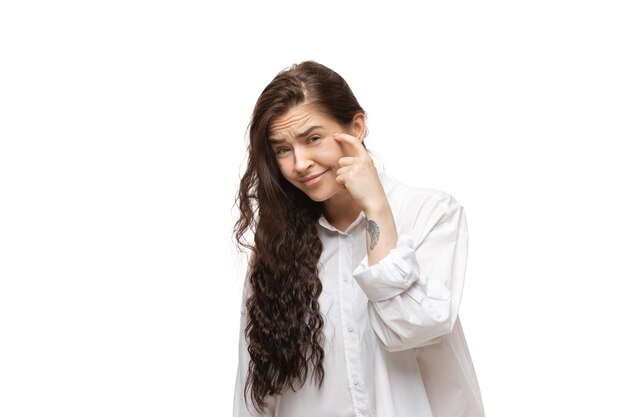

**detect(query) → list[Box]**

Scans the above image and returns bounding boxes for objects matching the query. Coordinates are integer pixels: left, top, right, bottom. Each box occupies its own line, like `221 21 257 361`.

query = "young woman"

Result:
233 61 484 417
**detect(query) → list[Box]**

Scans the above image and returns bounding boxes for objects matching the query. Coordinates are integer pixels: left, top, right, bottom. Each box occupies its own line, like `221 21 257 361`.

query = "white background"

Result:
1 1 625 416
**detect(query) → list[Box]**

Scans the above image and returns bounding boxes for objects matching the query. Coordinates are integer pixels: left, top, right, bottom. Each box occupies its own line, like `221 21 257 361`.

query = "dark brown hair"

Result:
234 61 366 412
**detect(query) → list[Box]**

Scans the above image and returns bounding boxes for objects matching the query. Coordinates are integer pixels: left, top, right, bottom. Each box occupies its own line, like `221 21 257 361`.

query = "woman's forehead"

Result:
269 103 325 138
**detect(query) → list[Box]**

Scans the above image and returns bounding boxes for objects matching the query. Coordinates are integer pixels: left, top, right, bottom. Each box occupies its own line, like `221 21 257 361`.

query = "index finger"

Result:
332 133 367 157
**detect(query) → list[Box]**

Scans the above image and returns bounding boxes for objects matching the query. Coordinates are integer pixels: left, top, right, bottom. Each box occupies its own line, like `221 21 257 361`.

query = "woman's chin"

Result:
305 184 343 203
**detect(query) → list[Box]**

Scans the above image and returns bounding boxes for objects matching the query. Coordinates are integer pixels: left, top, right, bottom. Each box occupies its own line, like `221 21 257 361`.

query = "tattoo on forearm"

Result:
366 219 380 250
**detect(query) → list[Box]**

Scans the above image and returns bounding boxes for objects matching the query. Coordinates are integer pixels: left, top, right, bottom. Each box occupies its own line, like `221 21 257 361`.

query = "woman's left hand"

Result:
333 132 388 214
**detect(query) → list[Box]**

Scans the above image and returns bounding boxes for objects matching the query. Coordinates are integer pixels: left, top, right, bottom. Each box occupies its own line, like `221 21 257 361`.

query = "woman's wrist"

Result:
363 198 391 219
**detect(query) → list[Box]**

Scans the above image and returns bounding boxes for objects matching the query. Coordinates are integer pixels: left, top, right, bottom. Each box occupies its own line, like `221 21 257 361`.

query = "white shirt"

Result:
233 170 484 417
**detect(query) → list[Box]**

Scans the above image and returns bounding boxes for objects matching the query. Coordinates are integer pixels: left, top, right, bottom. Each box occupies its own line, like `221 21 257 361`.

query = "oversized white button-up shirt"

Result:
234 170 484 417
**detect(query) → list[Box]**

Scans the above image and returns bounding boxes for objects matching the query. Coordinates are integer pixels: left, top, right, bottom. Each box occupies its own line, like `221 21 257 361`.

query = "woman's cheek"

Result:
276 162 291 178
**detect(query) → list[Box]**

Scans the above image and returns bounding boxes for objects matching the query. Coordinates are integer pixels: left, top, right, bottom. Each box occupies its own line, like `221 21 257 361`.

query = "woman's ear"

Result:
351 112 367 142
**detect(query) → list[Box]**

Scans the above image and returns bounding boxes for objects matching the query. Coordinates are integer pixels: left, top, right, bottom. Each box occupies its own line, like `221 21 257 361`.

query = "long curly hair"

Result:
234 61 366 412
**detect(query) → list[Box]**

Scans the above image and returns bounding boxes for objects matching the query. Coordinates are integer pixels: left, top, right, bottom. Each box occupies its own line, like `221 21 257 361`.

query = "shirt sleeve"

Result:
233 275 278 417
352 192 469 352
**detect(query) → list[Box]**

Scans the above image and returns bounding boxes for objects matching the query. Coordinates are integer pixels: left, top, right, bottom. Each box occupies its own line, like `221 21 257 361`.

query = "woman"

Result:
233 61 484 417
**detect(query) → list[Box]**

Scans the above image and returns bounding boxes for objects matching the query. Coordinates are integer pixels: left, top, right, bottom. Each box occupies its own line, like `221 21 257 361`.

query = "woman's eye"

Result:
275 147 289 155
307 135 321 144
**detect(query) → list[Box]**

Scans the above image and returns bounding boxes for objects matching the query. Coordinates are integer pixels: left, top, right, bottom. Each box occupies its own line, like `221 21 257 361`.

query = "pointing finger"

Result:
332 133 367 157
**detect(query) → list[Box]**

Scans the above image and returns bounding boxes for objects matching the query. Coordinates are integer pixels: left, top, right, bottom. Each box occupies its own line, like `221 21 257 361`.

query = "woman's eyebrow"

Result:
268 137 285 145
268 125 323 144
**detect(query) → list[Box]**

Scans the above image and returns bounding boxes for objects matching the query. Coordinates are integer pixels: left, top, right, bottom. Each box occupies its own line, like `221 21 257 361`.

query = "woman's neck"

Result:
322 188 362 232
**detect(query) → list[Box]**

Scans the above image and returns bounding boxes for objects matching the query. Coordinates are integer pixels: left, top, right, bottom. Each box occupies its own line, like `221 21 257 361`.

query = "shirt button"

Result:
353 376 360 386
343 276 348 282
347 327 354 333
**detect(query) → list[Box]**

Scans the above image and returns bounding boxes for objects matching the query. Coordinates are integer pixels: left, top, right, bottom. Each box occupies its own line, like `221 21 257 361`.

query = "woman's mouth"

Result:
301 170 328 186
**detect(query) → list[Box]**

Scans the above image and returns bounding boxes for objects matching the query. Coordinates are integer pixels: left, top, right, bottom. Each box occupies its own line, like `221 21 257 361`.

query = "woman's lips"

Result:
301 170 328 186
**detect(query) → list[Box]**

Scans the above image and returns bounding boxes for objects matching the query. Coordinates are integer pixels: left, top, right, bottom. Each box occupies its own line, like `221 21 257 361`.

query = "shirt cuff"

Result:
352 234 423 302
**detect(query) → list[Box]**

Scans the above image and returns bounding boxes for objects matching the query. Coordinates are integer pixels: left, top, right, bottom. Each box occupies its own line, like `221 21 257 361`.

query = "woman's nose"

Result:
293 147 314 172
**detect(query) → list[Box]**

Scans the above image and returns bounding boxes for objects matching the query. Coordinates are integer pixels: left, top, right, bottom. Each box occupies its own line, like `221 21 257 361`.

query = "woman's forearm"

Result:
363 201 398 266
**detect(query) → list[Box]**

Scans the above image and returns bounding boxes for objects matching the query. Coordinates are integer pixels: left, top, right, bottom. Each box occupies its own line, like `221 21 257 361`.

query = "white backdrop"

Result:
1 1 625 416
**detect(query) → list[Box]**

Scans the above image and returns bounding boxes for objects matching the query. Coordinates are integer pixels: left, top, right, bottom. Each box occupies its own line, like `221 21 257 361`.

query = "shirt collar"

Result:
318 210 366 234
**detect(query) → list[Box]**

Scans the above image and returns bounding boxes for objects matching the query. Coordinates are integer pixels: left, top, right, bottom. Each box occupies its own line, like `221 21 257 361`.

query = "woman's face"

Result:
268 102 364 202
